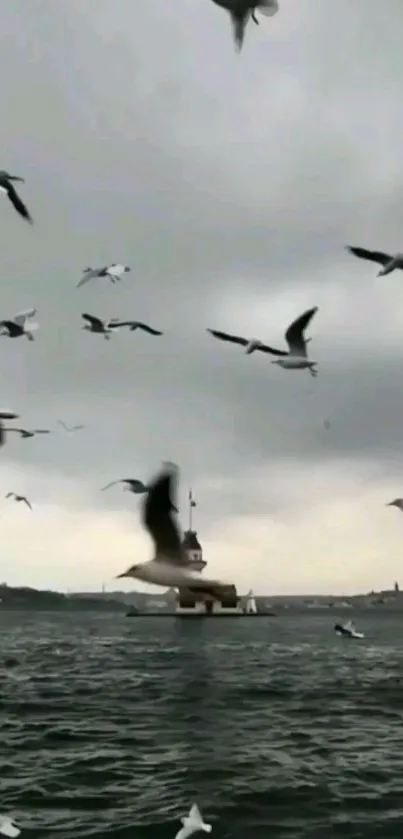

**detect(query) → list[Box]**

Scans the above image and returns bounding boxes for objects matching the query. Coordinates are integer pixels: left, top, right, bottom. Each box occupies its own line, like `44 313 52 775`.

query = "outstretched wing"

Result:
14 308 36 327
255 343 288 357
33 429 50 435
101 480 122 491
5 183 33 223
82 313 103 329
207 328 249 346
346 246 392 266
76 268 103 288
135 323 163 336
285 307 318 356
22 497 32 511
142 463 185 565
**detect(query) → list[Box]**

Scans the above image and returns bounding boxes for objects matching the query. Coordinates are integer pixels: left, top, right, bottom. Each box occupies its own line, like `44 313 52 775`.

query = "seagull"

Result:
0 308 38 341
386 498 403 512
346 246 403 277
106 320 163 336
208 306 318 376
174 805 212 839
6 492 32 511
101 478 149 494
210 0 279 51
116 462 231 592
57 420 85 432
76 264 130 288
0 411 19 448
0 815 20 838
4 427 50 439
0 170 32 223
81 313 118 339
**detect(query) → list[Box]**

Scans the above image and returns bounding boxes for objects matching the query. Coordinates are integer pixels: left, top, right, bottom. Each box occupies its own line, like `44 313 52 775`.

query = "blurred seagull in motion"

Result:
0 308 38 341
0 411 19 449
116 462 231 591
81 313 119 340
386 498 403 512
6 492 32 511
174 805 212 839
107 320 163 336
210 0 279 51
58 420 85 432
208 306 318 376
346 245 403 277
0 170 32 223
0 815 21 838
101 478 149 494
4 427 50 439
77 264 130 288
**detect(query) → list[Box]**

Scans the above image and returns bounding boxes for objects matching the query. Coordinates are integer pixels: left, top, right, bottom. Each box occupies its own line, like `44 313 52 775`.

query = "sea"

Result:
1 610 403 839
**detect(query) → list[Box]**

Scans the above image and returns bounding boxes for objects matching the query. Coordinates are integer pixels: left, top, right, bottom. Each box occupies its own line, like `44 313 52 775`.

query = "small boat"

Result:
334 620 364 639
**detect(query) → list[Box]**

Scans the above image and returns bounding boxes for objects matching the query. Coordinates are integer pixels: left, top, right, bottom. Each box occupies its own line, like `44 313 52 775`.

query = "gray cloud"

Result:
1 0 403 588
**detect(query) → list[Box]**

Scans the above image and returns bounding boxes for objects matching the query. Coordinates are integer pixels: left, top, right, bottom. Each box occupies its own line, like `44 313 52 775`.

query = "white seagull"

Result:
0 815 20 838
210 0 278 51
0 170 32 223
116 462 232 594
208 306 318 376
81 313 120 340
76 264 130 288
346 245 403 277
58 420 85 433
0 308 38 341
6 492 32 511
386 498 403 512
174 805 212 839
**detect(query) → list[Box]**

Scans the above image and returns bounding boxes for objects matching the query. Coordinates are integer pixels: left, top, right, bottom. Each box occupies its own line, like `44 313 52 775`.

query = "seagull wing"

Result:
125 479 148 493
346 246 392 266
33 429 50 434
285 306 318 356
0 321 22 337
22 497 32 511
255 343 288 356
82 313 104 329
6 182 33 223
76 269 101 288
5 492 14 498
135 323 163 335
14 308 36 327
257 0 279 15
207 328 249 346
101 480 122 491
142 463 185 565
57 420 69 431
0 411 18 420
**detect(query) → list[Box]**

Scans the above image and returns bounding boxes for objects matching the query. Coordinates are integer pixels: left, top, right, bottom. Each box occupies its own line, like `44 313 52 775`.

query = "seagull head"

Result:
124 266 131 272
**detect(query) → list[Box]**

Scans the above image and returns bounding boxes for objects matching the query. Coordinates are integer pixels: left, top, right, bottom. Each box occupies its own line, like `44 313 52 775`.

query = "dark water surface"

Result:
1 611 403 839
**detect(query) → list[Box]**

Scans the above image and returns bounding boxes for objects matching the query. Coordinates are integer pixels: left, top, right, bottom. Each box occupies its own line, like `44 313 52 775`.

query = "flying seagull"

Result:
346 246 403 277
0 308 38 341
116 462 231 592
210 0 278 51
76 264 131 288
0 411 19 449
101 478 149 494
207 306 318 376
0 170 32 223
81 313 119 339
4 427 50 439
6 492 32 511
386 498 403 512
0 815 21 838
107 320 163 336
174 805 212 839
57 421 85 432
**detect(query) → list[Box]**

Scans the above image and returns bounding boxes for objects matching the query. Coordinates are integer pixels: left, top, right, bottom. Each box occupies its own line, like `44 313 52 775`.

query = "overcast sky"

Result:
2 0 403 596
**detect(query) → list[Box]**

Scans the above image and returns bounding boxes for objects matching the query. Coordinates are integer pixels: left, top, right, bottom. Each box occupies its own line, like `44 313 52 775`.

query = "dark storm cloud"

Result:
1 0 403 516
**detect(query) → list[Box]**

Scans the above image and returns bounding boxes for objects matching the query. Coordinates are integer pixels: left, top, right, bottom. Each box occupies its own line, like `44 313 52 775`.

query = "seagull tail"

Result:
230 12 247 50
201 824 212 834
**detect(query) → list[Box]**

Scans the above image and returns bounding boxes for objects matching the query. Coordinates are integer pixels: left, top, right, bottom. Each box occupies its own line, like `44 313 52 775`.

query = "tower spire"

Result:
188 488 196 531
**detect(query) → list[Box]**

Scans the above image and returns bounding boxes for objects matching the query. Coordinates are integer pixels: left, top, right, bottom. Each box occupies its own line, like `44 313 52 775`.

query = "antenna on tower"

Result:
188 489 197 531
